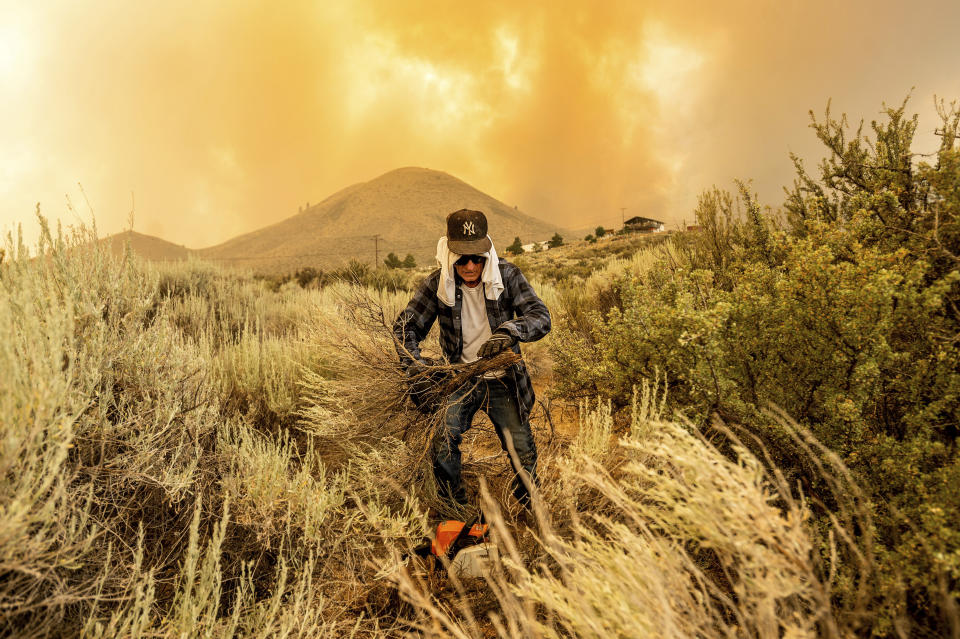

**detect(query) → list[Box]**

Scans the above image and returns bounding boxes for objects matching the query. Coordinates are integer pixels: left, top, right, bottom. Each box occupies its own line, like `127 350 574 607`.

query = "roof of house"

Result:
624 216 664 226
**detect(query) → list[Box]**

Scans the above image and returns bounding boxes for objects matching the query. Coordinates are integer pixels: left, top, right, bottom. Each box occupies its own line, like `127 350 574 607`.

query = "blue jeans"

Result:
434 377 538 506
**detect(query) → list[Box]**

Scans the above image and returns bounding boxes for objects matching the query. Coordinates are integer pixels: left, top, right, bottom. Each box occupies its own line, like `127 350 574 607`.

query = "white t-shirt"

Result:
459 282 493 364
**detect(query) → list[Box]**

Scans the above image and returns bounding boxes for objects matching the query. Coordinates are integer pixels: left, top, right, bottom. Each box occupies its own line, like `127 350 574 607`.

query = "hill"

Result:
101 230 192 262
196 167 567 273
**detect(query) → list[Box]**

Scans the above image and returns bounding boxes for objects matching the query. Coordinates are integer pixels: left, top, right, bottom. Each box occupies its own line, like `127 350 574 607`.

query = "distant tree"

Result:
254 273 284 293
402 253 417 268
584 234 596 243
548 232 564 248
595 225 607 238
295 267 319 288
335 259 371 282
506 236 524 255
532 241 543 252
383 252 403 269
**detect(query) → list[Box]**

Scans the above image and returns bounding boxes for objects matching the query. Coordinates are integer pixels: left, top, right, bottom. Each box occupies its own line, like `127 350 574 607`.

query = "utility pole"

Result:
373 235 381 267
621 207 627 228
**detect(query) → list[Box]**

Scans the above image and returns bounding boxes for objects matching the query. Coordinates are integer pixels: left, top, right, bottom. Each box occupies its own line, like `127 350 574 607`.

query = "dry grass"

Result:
382 389 857 638
0 220 874 637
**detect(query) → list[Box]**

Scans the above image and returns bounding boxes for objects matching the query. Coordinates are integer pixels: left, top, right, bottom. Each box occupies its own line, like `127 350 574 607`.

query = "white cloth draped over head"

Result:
435 236 504 307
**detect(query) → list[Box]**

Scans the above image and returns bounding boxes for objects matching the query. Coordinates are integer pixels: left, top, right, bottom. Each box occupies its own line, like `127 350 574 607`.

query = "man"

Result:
393 209 551 508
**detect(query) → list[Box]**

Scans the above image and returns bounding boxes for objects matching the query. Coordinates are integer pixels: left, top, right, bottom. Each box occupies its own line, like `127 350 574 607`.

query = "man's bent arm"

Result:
393 272 440 368
497 265 551 343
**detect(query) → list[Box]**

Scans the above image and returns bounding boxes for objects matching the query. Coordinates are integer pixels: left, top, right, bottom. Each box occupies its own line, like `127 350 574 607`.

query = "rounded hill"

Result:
196 167 566 272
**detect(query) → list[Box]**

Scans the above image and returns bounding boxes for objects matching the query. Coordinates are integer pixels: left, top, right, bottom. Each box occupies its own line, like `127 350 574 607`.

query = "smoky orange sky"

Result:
2 0 959 248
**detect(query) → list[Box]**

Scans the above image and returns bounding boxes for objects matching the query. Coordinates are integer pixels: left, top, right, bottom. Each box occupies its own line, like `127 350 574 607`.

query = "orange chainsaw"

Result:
412 513 489 561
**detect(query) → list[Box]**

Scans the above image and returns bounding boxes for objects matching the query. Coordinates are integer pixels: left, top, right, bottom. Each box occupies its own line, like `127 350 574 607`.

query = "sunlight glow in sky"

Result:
1 1 958 247
636 23 704 109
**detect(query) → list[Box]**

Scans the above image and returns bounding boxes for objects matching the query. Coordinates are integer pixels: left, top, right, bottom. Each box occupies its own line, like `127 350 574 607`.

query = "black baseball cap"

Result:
446 209 492 254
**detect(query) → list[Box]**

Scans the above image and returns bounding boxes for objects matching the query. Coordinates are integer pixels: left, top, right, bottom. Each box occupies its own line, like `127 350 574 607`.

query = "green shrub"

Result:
295 266 321 286
552 97 960 634
506 236 524 255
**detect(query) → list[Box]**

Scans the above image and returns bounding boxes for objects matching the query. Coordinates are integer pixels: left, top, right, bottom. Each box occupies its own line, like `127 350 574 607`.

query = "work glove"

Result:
477 330 518 359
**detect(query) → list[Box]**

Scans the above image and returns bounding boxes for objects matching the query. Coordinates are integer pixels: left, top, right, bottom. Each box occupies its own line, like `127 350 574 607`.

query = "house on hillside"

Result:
521 240 551 252
624 216 666 233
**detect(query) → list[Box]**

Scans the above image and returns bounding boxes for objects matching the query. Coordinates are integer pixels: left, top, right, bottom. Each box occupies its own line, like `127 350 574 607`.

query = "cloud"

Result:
1 0 958 246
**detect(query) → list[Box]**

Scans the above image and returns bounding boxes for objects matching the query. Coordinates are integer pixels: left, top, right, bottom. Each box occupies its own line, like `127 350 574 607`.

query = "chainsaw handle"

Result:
446 513 480 560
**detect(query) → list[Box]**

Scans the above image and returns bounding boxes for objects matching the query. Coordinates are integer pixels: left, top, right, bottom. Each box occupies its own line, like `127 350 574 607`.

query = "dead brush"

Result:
301 282 520 481
379 399 874 639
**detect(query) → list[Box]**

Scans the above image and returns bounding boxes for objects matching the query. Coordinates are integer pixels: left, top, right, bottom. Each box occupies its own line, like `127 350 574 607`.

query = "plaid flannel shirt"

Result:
393 258 551 421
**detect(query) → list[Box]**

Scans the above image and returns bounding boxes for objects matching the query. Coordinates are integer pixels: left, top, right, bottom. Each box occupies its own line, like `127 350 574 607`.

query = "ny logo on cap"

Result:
463 221 477 236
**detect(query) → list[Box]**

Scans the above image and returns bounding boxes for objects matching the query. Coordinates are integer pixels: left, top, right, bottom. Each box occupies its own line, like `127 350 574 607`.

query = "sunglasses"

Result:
454 254 486 266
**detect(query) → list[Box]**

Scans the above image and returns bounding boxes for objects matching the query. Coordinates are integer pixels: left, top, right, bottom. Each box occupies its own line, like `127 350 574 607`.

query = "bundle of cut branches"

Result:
406 350 521 414
300 283 522 484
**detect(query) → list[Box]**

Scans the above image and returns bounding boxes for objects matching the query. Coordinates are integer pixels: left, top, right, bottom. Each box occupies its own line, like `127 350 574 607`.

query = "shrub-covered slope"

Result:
553 97 960 635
